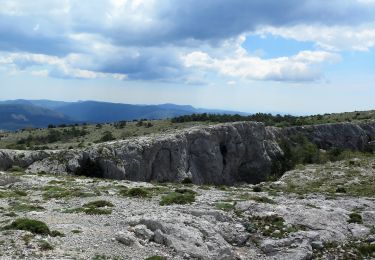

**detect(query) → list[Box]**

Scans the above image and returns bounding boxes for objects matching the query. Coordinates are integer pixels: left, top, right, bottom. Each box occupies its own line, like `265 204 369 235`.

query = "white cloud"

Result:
183 50 340 82
257 24 375 51
0 52 128 80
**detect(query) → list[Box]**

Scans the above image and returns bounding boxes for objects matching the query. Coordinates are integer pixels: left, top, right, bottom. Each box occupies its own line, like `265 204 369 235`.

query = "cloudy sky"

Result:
1 0 375 114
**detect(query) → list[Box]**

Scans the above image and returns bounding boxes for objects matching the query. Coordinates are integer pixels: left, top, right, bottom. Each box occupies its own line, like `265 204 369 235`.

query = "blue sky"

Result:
1 0 375 115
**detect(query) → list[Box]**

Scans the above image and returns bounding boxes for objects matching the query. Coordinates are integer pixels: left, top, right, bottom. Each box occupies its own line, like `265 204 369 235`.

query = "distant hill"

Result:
0 100 248 129
54 101 248 123
0 104 76 131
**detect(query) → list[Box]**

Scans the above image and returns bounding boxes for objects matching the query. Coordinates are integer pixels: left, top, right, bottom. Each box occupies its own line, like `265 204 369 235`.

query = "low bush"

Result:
64 200 114 215
39 240 54 251
83 200 114 208
4 218 50 235
145 256 166 260
215 202 235 212
348 213 363 224
335 187 347 193
160 189 196 206
126 188 150 198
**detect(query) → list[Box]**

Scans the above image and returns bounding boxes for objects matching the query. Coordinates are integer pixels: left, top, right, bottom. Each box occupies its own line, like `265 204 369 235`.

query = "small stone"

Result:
153 229 165 245
134 224 154 241
311 241 324 249
115 231 136 246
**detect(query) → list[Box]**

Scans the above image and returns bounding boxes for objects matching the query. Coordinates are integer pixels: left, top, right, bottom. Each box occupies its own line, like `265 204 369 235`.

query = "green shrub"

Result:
100 131 115 142
248 215 299 238
357 243 375 256
83 208 112 215
253 186 262 192
181 177 193 184
4 218 50 235
50 230 65 237
9 166 24 172
250 196 276 204
39 240 54 250
160 189 196 206
13 190 27 196
145 256 166 260
215 202 235 212
64 200 114 215
335 187 347 193
348 213 363 224
10 202 45 212
83 200 114 208
127 188 150 198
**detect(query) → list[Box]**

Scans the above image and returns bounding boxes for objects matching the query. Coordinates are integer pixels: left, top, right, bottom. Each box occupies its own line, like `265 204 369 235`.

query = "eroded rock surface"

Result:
1 121 375 185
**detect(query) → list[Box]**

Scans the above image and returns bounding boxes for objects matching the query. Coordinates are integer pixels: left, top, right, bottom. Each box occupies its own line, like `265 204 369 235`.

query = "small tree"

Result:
100 131 115 142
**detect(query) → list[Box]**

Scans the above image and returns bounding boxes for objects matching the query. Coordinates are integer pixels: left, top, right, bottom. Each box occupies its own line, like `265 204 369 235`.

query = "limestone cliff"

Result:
1 121 375 184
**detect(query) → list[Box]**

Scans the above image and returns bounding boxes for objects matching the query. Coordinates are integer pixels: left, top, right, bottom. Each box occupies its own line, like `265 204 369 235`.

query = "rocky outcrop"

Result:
280 122 375 151
27 122 284 185
1 121 375 185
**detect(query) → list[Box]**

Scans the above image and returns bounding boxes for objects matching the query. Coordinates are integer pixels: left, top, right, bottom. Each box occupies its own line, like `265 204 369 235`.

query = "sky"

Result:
0 0 375 115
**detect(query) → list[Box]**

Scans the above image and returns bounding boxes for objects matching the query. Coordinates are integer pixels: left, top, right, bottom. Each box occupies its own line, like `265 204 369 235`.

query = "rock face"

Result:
1 121 375 184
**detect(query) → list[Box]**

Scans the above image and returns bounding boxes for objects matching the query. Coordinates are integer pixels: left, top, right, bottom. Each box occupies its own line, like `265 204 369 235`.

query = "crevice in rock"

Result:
75 158 104 178
219 143 227 166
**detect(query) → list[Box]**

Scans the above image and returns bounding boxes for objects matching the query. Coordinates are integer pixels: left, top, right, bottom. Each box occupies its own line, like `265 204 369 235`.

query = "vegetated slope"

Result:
172 110 375 126
0 104 76 131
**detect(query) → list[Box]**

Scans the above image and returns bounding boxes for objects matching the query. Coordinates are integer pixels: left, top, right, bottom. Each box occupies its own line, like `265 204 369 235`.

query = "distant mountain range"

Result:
0 99 248 131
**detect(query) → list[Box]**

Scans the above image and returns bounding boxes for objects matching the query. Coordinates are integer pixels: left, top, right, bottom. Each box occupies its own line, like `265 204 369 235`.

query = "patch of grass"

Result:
160 189 196 206
39 240 54 251
335 187 347 193
127 187 150 198
249 196 276 204
21 233 34 245
13 190 27 196
145 256 166 260
246 215 301 239
9 202 45 212
71 229 82 234
357 243 375 257
119 186 169 198
81 207 112 215
8 166 24 172
0 190 28 199
348 212 363 224
3 212 18 217
83 200 114 208
42 185 97 200
64 207 112 215
3 218 50 235
50 230 65 237
314 240 375 258
64 200 114 215
48 180 67 185
215 202 236 212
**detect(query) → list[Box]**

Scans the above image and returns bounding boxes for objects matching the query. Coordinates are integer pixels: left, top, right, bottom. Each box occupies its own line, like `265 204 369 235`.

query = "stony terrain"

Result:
0 153 374 259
